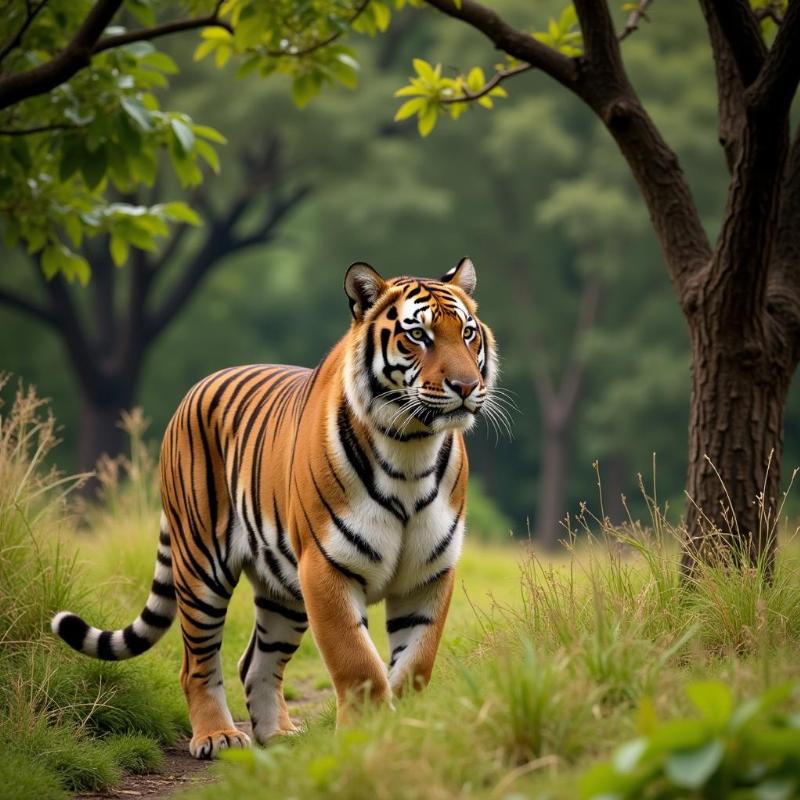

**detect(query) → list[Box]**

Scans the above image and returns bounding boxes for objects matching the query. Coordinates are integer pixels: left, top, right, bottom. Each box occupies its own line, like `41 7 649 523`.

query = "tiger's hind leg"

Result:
174 556 249 759
238 578 307 744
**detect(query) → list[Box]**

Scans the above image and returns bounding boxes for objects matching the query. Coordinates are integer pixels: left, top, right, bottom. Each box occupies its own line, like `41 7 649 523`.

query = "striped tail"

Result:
51 513 177 661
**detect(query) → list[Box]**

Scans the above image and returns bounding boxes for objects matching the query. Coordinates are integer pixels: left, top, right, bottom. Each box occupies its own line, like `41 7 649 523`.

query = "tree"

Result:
393 0 800 570
0 0 381 280
2 137 310 475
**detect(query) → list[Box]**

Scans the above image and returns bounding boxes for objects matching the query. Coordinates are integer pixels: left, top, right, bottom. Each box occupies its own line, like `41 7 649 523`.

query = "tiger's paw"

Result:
190 728 251 760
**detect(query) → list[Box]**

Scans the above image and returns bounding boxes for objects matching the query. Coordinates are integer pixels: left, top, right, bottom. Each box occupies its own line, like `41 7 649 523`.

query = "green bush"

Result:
466 476 514 542
580 681 800 799
0 381 187 799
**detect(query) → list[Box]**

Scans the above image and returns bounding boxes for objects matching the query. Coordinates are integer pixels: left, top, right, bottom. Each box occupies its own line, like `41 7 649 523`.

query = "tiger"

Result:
52 258 498 759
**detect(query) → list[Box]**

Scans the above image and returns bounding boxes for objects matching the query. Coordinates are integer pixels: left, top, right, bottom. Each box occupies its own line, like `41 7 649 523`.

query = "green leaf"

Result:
413 58 437 84
686 681 733 729
120 96 153 131
466 67 485 93
664 740 724 789
395 84 425 97
372 1 391 31
160 201 202 225
110 234 129 267
141 51 179 74
80 145 108 190
194 139 220 172
612 738 647 774
418 103 437 137
192 124 228 145
394 97 426 121
170 119 196 155
292 73 321 109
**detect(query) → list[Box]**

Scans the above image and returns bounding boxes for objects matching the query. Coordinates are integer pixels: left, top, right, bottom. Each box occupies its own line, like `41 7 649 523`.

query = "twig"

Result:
439 63 532 104
618 0 653 42
266 0 371 57
0 0 50 66
0 121 78 135
93 1 231 54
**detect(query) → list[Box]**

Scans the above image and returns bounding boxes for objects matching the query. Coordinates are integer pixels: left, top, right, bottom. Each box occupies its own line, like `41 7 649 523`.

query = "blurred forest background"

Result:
3 0 800 546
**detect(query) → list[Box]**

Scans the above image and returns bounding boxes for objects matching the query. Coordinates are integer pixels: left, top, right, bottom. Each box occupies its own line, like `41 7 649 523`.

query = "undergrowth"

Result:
0 381 187 800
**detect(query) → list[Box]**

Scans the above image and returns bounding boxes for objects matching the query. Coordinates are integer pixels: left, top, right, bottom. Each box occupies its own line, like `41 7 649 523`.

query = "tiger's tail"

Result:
51 513 177 661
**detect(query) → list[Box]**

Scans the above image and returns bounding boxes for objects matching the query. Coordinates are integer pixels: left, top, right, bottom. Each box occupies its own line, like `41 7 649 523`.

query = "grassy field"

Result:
2 386 799 799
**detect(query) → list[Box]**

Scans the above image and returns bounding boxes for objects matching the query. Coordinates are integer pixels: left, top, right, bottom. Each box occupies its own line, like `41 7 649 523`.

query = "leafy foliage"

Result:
0 0 399 280
581 681 800 800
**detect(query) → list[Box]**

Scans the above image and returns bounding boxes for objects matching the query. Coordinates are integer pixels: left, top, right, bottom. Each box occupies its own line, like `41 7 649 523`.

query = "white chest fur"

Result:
324 420 465 604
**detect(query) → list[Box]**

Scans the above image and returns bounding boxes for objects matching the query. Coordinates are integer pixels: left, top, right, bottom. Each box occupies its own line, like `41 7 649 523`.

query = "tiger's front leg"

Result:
298 547 391 725
386 568 455 695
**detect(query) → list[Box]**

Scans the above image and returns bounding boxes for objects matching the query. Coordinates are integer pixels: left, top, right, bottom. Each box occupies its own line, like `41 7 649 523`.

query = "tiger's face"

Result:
344 258 497 436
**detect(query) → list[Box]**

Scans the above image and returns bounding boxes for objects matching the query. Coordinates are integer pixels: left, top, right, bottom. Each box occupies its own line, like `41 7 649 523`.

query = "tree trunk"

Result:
683 291 792 574
77 395 131 474
536 418 569 551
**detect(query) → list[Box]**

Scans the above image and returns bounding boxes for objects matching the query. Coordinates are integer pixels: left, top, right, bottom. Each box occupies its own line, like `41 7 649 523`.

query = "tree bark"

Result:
683 272 792 574
536 416 569 550
77 389 133 475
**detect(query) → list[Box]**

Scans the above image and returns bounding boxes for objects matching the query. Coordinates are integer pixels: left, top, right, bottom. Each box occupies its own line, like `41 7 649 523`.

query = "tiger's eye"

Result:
410 328 425 340
463 326 476 341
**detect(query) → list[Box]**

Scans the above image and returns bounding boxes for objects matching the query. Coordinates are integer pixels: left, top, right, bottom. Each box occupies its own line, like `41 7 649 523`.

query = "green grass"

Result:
0 386 187 800
3 383 800 799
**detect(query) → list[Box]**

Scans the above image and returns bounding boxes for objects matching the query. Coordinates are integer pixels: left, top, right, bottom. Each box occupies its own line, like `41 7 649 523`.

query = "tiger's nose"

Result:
445 378 479 399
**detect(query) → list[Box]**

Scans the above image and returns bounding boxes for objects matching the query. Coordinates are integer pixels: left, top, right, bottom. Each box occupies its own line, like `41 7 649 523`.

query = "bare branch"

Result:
618 0 653 42
439 63 532 105
745 0 800 118
266 0 370 58
698 0 747 173
706 0 766 87
0 285 57 327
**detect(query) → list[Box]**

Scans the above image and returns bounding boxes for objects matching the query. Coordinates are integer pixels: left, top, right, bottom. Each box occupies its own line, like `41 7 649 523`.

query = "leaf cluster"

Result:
581 681 800 799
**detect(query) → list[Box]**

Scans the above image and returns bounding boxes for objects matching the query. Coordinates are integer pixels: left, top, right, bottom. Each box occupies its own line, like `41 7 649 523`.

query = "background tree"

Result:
394 0 800 568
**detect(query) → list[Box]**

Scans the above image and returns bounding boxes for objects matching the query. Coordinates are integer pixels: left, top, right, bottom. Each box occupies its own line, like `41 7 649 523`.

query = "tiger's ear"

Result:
345 262 386 321
441 256 476 296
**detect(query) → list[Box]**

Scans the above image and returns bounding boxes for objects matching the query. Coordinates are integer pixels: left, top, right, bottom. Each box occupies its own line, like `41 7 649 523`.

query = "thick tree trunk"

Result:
77 393 131 475
683 289 792 574
536 419 569 551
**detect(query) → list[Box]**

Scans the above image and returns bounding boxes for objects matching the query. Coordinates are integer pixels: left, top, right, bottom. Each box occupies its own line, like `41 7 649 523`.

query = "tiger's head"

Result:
342 258 498 437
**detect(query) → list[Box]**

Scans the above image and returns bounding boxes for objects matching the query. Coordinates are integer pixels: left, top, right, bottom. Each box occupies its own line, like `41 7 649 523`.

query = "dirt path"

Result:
76 722 255 800
75 685 330 800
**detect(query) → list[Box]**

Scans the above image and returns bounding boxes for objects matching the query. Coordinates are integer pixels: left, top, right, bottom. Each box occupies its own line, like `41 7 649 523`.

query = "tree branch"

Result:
705 0 765 88
745 0 800 118
145 177 311 344
0 121 79 135
570 0 712 297
618 0 653 42
266 0 370 57
439 63 533 105
0 0 50 66
0 0 123 110
92 5 231 54
698 0 747 173
423 0 578 89
0 285 57 327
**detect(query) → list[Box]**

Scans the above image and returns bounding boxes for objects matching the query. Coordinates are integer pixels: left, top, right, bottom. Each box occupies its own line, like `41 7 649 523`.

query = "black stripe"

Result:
97 630 117 660
337 402 407 523
122 625 151 655
262 544 303 601
426 503 464 564
141 606 172 628
389 644 407 668
386 614 432 634
159 531 170 547
156 551 172 567
311 473 382 562
414 435 453 512
274 498 298 568
297 493 367 587
257 639 299 654
55 613 88 651
239 630 257 684
151 578 175 599
255 596 307 623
